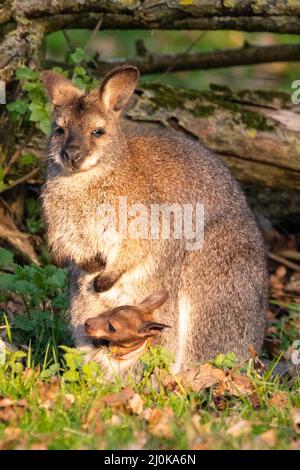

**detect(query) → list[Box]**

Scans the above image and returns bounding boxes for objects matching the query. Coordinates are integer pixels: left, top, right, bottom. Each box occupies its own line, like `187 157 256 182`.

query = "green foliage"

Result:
0 247 14 269
0 263 67 309
7 67 51 135
0 261 70 365
213 352 238 369
72 65 97 91
68 47 90 65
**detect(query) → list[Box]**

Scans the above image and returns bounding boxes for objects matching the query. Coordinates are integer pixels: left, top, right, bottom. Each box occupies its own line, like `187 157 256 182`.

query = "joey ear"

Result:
138 289 169 315
40 70 83 106
99 65 139 112
138 321 171 337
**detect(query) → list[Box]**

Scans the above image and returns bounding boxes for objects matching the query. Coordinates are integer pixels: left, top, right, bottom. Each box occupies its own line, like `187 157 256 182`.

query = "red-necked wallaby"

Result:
41 65 267 375
85 290 170 372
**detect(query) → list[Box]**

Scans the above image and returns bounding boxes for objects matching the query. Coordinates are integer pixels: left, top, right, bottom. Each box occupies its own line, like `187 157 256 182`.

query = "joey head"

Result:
85 290 170 359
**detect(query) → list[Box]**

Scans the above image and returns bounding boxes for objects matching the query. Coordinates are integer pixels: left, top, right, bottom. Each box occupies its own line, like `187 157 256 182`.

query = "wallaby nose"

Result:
62 149 71 162
62 146 82 165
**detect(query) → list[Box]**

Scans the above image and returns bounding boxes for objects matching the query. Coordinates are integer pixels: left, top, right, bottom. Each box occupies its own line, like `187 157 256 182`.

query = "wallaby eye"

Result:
91 128 105 137
108 322 116 333
53 126 65 135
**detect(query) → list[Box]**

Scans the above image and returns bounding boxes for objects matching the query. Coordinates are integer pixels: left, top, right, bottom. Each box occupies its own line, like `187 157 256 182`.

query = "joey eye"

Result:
91 128 105 137
53 126 65 135
108 322 116 333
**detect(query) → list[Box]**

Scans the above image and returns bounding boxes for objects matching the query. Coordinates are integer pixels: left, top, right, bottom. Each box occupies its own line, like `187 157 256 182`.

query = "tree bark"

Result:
127 84 300 192
2 0 300 33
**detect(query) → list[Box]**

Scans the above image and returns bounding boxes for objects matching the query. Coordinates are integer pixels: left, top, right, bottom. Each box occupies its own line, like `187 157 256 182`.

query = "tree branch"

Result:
1 0 299 33
47 43 300 77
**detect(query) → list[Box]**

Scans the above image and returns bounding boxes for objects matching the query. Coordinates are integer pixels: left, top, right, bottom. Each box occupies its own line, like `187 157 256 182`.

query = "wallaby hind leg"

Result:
175 222 267 371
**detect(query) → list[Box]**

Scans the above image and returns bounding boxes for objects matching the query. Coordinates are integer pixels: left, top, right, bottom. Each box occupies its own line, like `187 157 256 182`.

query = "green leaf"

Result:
213 352 237 369
14 316 35 333
40 363 60 379
12 362 24 374
74 66 87 77
39 118 52 135
0 248 14 268
70 48 89 64
20 153 37 165
16 67 39 81
7 99 28 115
52 67 68 77
28 102 47 122
47 269 67 289
72 76 88 91
63 369 79 382
22 82 39 92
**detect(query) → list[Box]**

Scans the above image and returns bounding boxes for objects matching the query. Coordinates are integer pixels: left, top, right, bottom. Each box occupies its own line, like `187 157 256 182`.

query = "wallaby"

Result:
84 290 170 371
41 65 268 375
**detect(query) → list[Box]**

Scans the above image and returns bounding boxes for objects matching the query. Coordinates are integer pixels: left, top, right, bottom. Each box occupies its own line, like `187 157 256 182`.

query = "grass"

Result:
0 251 299 450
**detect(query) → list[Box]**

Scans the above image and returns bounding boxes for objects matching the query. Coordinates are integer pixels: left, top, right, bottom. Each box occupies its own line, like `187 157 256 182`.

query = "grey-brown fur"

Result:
41 66 268 375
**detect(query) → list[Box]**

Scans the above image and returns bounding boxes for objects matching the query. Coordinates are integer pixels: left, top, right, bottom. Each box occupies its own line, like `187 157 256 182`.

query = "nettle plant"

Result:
7 48 97 135
0 247 70 366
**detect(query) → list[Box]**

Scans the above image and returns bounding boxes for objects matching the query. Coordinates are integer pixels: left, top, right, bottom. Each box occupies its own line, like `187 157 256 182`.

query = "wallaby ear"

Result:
40 70 82 106
138 321 171 337
138 290 169 315
99 65 139 113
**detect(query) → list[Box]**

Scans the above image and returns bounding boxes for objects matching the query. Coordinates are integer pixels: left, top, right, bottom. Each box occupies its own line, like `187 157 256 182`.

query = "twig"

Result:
3 147 23 176
3 167 39 192
154 31 206 83
83 15 103 54
278 250 300 263
268 252 300 273
62 30 74 51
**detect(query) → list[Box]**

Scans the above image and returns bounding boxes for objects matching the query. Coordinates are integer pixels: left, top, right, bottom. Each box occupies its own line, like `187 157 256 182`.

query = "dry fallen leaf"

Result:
38 377 60 409
109 414 122 426
268 391 289 410
259 429 277 447
0 397 28 423
126 430 148 450
166 363 225 392
0 427 22 450
102 388 135 408
224 373 254 397
127 393 144 415
147 407 174 439
82 399 104 436
63 393 75 410
0 199 40 265
186 414 203 448
227 419 252 438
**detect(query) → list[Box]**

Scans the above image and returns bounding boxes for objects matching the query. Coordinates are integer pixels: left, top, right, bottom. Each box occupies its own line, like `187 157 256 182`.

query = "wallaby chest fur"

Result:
41 66 268 375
